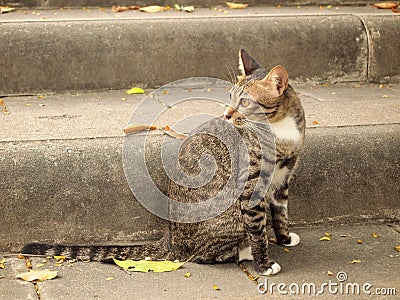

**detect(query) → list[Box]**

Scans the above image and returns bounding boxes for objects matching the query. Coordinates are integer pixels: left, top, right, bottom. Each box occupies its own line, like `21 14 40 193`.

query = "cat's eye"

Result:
241 98 250 107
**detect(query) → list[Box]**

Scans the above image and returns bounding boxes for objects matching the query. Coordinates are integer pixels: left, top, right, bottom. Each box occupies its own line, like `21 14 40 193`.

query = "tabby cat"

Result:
22 49 305 276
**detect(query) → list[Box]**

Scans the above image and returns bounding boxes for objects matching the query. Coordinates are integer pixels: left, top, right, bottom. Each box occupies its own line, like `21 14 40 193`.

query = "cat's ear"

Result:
238 49 262 76
261 65 289 97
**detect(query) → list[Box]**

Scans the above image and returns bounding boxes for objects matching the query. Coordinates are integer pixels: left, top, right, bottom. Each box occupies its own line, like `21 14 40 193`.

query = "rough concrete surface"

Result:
1 6 399 94
0 83 399 253
1 224 399 299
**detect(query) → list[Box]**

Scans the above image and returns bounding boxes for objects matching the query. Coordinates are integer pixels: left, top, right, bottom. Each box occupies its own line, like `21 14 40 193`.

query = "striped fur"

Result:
22 49 305 275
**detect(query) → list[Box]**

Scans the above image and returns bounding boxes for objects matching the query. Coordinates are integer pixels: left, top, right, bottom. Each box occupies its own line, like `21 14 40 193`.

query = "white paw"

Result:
261 263 281 276
238 246 253 262
283 232 300 247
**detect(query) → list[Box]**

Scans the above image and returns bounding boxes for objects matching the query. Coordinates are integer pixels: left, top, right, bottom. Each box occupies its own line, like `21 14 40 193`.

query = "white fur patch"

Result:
283 233 300 247
261 262 281 276
270 116 301 142
238 246 253 262
271 166 289 189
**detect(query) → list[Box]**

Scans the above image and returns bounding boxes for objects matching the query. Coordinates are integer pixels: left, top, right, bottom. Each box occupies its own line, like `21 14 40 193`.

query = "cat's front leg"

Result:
269 182 300 247
240 198 281 275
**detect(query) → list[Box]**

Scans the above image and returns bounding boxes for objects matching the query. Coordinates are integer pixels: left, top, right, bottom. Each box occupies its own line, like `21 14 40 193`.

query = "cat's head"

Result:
224 49 290 126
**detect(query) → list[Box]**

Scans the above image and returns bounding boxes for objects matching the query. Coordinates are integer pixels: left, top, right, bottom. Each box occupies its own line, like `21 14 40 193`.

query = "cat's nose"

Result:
224 106 235 120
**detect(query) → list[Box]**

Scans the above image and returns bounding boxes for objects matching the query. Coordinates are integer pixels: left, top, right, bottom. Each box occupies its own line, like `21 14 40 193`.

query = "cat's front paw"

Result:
259 262 281 276
283 232 300 247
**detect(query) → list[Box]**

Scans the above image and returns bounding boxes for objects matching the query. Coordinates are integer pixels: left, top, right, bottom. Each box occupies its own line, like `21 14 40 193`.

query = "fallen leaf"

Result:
325 232 331 237
372 232 379 238
0 99 10 115
0 6 16 14
350 259 362 264
25 257 32 270
16 269 58 282
394 245 400 252
225 2 249 9
238 263 259 284
139 6 167 13
382 95 389 98
213 284 221 291
283 248 290 253
182 6 194 12
184 272 191 278
113 258 184 272
357 239 363 244
106 277 114 281
319 237 331 241
372 2 398 9
35 263 45 268
126 87 145 94
112 5 140 12
123 124 158 135
0 275 4 279
312 120 320 125
327 271 333 276
163 128 188 140
0 257 5 269
54 255 66 262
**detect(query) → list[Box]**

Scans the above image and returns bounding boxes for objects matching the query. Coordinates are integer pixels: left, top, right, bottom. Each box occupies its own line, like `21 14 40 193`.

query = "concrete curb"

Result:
1 84 399 253
1 8 399 94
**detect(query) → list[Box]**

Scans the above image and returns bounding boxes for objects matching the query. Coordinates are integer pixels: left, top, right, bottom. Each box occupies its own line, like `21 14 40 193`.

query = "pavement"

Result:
1 82 399 253
1 6 399 94
1 223 399 299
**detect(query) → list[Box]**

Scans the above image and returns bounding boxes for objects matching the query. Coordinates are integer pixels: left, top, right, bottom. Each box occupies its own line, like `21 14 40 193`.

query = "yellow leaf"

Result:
327 271 333 276
357 239 363 244
182 6 194 12
372 232 379 238
350 259 362 264
184 272 191 278
324 232 331 237
16 270 58 282
54 255 66 262
0 99 10 115
319 237 331 241
0 257 5 269
372 2 398 9
225 2 249 9
35 263 45 268
283 248 290 253
394 245 400 252
213 284 221 291
106 277 114 281
0 6 16 14
139 6 166 13
113 258 184 273
126 87 145 94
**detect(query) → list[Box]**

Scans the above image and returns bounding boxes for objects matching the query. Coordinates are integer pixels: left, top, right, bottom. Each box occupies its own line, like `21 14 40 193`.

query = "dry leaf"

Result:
106 277 114 281
350 259 362 264
238 263 259 284
112 5 140 12
184 272 191 278
182 6 194 12
123 124 158 135
35 263 45 268
319 237 331 241
357 239 363 244
140 6 167 13
225 2 249 9
312 120 320 125
327 271 333 276
372 232 379 238
0 99 10 115
0 6 16 14
163 128 188 140
283 248 290 252
213 284 221 291
0 257 5 269
113 258 184 272
394 245 400 252
0 275 4 279
372 2 398 9
16 269 58 282
325 232 331 237
54 255 66 262
126 87 144 94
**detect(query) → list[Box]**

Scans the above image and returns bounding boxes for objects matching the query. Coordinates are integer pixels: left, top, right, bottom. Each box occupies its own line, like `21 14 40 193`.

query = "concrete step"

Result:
1 82 399 253
2 0 382 8
1 224 399 299
1 6 399 94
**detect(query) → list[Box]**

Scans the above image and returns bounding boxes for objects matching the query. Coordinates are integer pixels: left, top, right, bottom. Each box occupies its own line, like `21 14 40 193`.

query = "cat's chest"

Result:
270 116 301 142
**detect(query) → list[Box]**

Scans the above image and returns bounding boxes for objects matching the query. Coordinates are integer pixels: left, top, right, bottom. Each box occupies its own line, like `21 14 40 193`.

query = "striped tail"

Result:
21 236 171 262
